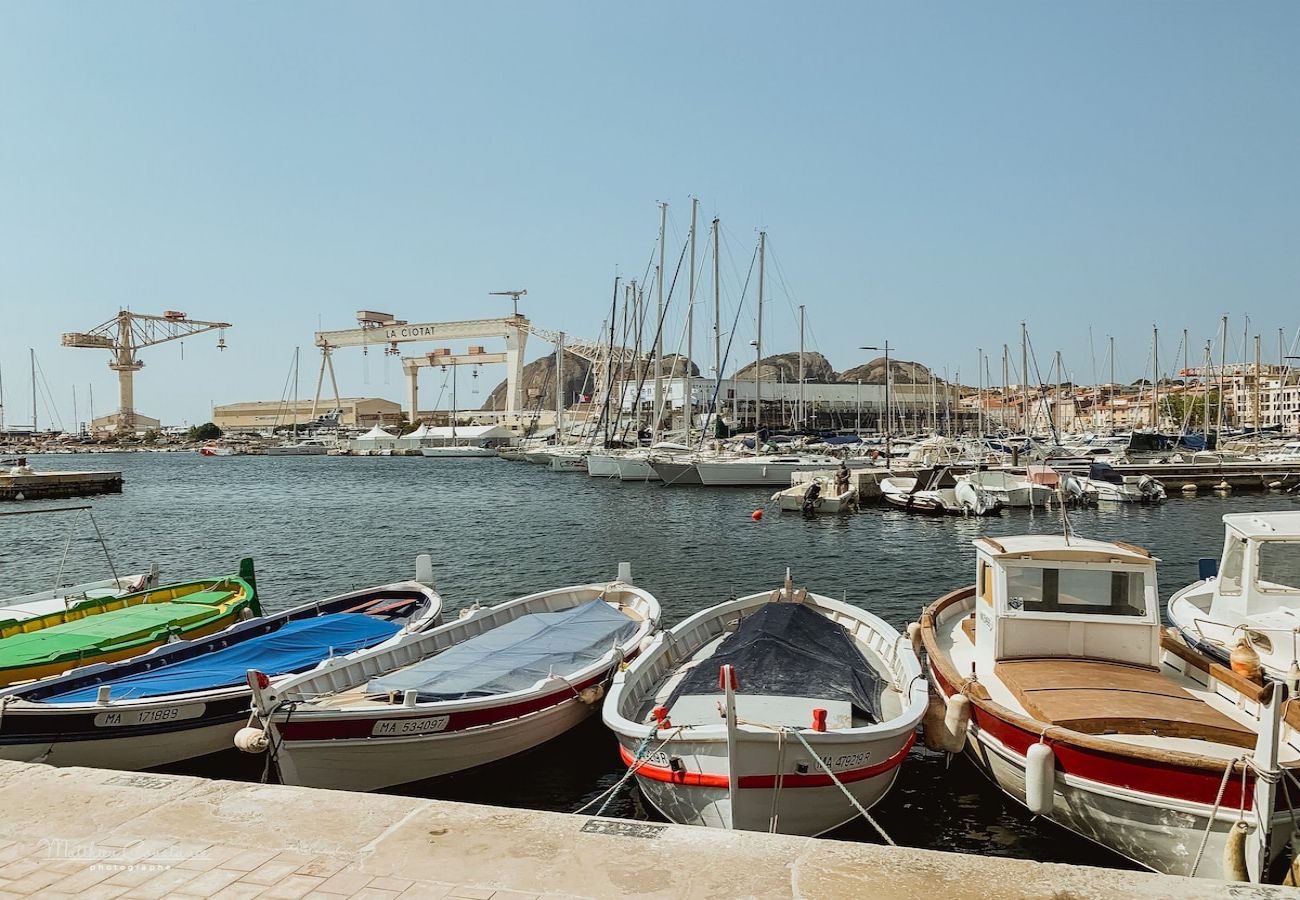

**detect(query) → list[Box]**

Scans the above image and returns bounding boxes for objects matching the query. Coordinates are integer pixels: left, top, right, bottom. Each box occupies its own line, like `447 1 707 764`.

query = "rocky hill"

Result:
734 352 836 383
839 357 940 385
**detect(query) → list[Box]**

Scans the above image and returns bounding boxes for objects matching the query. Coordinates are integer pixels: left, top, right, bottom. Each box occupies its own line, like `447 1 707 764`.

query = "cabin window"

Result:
1257 541 1300 593
1220 537 1246 595
1003 566 1147 617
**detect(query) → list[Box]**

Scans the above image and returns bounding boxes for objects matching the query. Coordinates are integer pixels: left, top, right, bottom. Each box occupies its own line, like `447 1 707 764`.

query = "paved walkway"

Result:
0 761 1280 898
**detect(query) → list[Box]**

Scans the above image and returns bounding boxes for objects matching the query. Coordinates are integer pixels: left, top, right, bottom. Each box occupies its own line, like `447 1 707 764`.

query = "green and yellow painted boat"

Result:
0 560 259 686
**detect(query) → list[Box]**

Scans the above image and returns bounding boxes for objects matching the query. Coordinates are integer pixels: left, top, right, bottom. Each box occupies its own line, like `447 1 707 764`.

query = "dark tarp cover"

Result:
45 613 400 702
366 599 636 701
667 602 883 723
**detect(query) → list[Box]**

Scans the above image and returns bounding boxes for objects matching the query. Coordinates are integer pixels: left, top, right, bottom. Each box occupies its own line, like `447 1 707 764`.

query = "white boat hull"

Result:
938 671 1294 881
695 460 838 487
585 454 622 477
420 446 496 458
276 695 595 792
616 457 660 481
0 718 242 771
614 727 911 836
265 445 329 456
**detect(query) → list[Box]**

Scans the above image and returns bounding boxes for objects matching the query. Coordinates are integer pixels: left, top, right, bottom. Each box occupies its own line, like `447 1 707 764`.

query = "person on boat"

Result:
835 462 851 495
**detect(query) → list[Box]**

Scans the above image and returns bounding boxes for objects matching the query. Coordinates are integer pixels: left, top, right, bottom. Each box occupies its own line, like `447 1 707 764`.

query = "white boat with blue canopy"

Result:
241 568 660 793
0 577 442 771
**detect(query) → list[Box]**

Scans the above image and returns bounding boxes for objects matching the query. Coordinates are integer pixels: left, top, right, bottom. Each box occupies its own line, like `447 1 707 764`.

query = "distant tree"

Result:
188 422 223 441
1164 391 1221 428
141 429 160 444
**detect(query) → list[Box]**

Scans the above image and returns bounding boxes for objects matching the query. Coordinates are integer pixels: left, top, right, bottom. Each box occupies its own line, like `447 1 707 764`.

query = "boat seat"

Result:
995 658 1256 749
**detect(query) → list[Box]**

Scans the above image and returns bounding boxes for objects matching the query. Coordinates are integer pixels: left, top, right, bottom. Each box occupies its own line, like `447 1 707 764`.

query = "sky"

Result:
1 2 1298 427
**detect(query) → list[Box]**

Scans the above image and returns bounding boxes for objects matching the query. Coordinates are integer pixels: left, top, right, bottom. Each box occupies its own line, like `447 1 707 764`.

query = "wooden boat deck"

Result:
994 658 1256 748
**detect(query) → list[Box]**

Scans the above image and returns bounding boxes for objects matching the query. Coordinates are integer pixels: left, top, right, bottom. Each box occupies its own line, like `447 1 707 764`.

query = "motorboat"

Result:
1262 442 1300 463
240 569 660 792
1076 462 1166 503
771 475 856 514
197 442 234 457
960 469 1053 509
420 445 496 458
603 574 925 835
0 563 259 686
0 579 442 770
265 439 330 457
1 569 160 623
1169 512 1300 682
919 533 1300 882
695 454 842 487
880 466 1001 516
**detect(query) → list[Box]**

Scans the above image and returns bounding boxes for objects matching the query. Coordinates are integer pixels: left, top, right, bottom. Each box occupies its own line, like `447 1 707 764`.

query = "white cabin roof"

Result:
975 534 1157 565
1223 511 1300 540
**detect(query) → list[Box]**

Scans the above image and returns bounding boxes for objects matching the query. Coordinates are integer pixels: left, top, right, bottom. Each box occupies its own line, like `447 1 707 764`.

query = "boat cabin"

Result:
1203 512 1300 627
971 535 1161 677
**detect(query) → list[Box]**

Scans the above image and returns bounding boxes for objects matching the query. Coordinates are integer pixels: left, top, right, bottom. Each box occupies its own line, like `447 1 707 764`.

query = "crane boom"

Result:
61 309 231 434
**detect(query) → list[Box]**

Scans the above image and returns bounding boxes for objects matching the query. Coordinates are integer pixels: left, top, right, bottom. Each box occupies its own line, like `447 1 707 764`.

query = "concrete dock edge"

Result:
0 760 1285 898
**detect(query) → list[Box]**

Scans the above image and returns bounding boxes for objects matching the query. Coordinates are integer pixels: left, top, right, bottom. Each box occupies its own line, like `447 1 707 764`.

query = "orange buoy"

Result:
751 509 763 521
1230 637 1263 683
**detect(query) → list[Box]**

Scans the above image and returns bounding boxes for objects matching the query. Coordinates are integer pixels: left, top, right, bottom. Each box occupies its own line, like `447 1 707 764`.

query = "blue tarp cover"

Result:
46 613 400 702
367 599 635 701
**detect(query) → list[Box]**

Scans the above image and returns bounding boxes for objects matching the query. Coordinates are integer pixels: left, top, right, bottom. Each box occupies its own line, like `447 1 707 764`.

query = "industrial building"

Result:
212 398 403 432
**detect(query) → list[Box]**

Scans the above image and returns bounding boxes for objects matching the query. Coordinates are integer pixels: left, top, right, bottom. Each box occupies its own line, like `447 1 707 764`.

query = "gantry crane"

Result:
61 309 231 433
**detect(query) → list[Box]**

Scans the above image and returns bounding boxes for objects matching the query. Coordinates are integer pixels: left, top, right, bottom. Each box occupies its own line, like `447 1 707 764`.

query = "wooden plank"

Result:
995 659 1255 748
960 614 975 646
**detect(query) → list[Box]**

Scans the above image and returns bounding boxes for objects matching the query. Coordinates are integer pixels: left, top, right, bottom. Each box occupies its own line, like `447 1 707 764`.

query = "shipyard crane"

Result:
62 309 231 433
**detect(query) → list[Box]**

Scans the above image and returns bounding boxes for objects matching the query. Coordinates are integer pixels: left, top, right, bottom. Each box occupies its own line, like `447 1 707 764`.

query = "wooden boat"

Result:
770 476 856 514
603 575 925 835
0 580 441 770
918 534 1300 882
1 568 160 623
0 563 259 686
240 570 660 792
1169 511 1300 682
880 466 1001 516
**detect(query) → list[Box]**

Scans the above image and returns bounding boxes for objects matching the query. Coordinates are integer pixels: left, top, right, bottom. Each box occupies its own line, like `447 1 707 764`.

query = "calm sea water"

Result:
3 452 1297 866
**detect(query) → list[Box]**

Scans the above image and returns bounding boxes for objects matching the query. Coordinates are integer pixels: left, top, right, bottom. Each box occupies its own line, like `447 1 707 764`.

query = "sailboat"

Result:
421 359 496 458
267 348 329 456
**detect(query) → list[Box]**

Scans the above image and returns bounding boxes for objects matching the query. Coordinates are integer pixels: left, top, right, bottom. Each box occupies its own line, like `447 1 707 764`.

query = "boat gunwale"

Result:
605 590 927 745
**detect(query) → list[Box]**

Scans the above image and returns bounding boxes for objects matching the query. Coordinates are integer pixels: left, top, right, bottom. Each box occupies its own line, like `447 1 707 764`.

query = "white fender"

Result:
1024 741 1055 815
579 683 605 705
1224 820 1250 882
906 622 923 657
234 726 269 754
942 694 970 753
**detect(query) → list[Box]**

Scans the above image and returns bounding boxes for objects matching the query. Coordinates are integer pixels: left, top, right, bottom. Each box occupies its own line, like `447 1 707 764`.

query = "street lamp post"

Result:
861 342 893 463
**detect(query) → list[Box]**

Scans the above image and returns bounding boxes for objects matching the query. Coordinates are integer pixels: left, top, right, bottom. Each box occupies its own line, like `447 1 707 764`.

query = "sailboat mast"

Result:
73 386 78 435
1203 341 1212 436
1254 334 1262 432
451 358 457 443
1109 335 1116 432
1219 315 1228 429
292 347 299 440
685 197 697 435
653 202 666 443
1054 350 1063 434
712 217 721 411
977 349 984 438
1020 323 1029 435
1151 326 1159 430
1001 345 1009 431
30 348 36 433
755 230 765 431
797 305 805 430
556 333 565 442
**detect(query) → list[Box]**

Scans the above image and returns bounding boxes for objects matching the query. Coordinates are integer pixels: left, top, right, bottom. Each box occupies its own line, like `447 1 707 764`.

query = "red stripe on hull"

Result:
621 732 915 789
276 670 610 741
928 661 1256 809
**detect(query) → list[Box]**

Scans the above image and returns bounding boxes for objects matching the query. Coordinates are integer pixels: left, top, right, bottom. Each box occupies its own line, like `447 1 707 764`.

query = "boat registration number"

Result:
372 716 450 737
820 751 871 771
93 704 206 728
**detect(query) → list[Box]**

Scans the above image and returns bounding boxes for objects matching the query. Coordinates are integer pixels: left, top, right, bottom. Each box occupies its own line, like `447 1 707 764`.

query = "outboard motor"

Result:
801 481 822 517
1137 474 1165 502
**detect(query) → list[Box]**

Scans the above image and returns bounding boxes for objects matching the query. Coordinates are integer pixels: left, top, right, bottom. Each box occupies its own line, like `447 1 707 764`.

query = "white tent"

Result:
351 425 399 451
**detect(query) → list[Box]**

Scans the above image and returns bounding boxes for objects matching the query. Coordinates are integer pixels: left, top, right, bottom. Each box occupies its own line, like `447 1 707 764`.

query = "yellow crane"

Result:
61 309 231 433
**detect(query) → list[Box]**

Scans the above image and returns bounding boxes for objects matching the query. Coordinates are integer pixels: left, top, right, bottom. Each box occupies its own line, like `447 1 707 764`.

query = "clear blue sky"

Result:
1 2 1297 426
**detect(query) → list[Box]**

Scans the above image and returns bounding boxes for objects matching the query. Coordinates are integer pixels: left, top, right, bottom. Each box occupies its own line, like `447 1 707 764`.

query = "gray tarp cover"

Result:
366 599 636 701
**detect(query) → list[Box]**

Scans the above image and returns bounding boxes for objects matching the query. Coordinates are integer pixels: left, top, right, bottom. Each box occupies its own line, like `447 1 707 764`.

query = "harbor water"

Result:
4 452 1297 869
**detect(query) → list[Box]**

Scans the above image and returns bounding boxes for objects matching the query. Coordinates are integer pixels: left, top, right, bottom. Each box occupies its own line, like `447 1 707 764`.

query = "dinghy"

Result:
239 569 659 792
880 466 1001 516
0 579 441 770
919 534 1300 882
603 575 925 836
0 563 260 686
770 476 856 514
1169 511 1300 682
